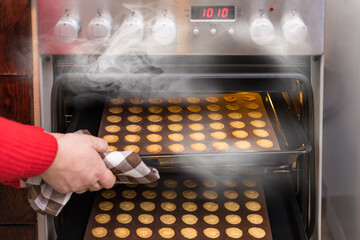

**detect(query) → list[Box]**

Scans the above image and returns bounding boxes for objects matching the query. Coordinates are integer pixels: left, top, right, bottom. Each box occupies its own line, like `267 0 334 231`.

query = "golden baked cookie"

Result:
164 179 178 188
244 190 259 199
107 146 117 151
184 179 198 188
95 214 111 224
248 227 266 239
232 130 248 138
125 134 140 143
243 94 257 101
182 214 198 225
160 214 176 225
147 124 162 132
109 106 123 114
213 142 229 151
182 190 197 199
222 179 237 188
187 105 202 112
140 201 156 211
250 120 266 128
188 123 204 131
107 115 122 123
128 106 143 114
203 202 219 212
188 114 203 121
181 228 197 239
203 214 219 225
120 201 135 211
225 103 240 111
126 124 141 132
124 145 140 153
203 179 217 188
168 105 182 113
162 190 177 200
256 139 274 148
203 228 220 239
189 132 205 141
126 184 138 188
129 97 143 104
224 201 240 211
146 144 162 153
247 214 264 224
228 112 242 119
161 202 177 212
168 144 185 153
168 114 183 122
210 131 227 140
235 141 251 150
203 190 218 199
146 134 162 143
248 111 263 119
98 201 113 211
205 96 219 103
245 102 260 110
127 115 142 123
145 181 158 188
148 106 163 114
230 121 245 129
253 129 269 137
209 122 224 130
223 190 239 199
206 104 221 112
190 143 207 152
207 113 223 120
242 179 257 187
147 115 163 122
136 227 152 239
109 97 125 105
101 190 116 199
159 228 175 239
168 97 182 104
182 202 197 212
148 97 163 104
187 97 200 103
116 214 132 224
114 228 130 238
226 227 243 239
92 227 107 238
245 201 261 211
225 214 241 224
168 124 183 132
168 133 184 142
105 125 121 133
223 95 238 102
142 190 157 199
138 214 154 224
103 135 119 143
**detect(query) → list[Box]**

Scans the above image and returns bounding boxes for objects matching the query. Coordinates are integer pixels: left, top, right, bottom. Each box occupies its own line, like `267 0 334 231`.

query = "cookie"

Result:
136 227 152 239
206 104 221 111
188 123 204 131
248 227 266 239
224 201 240 211
203 215 219 225
209 122 224 130
122 190 137 199
181 228 197 239
182 214 198 225
223 190 239 199
168 144 185 153
168 133 184 142
146 134 162 142
225 214 241 224
107 146 117 151
203 228 220 239
248 111 263 118
128 106 143 113
162 190 177 199
103 135 119 143
146 144 162 153
160 214 176 225
190 143 207 152
189 132 205 141
168 124 183 132
125 134 140 143
161 202 177 212
109 97 125 105
203 190 218 199
114 227 130 238
101 190 116 199
187 97 200 103
146 181 158 188
203 180 217 188
138 214 154 224
147 115 163 122
203 202 219 212
147 124 162 132
205 96 219 103
188 114 203 121
243 94 257 101
124 145 140 153
159 228 175 239
250 120 266 128
187 105 202 112
256 139 274 148
225 103 240 110
129 97 144 104
182 202 197 212
222 179 237 188
142 190 157 199
230 121 245 129
107 106 122 114
247 214 264 224
164 179 178 188
168 105 182 113
184 179 198 188
105 125 121 133
148 97 163 104
120 201 135 211
232 130 248 138
223 95 238 102
168 97 182 104
126 184 138 188
226 228 243 239
208 113 223 120
210 131 227 140
245 102 260 110
182 190 198 199
127 115 142 123
253 129 269 137
245 201 261 211
168 114 183 122
95 214 111 224
107 115 122 123
228 112 242 119
148 106 163 114
98 201 113 211
235 141 251 149
244 190 259 199
242 179 257 187
126 124 141 132
140 201 156 211
213 142 229 151
92 227 107 238
116 214 132 224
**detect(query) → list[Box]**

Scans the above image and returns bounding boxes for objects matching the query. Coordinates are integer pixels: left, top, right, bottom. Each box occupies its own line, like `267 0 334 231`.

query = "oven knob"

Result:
249 16 275 46
118 13 144 45
210 28 217 35
54 15 81 44
86 16 112 40
282 16 308 45
152 17 177 45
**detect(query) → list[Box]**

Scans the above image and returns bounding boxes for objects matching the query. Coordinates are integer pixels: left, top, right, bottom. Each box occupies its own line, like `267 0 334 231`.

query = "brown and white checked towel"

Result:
25 130 160 216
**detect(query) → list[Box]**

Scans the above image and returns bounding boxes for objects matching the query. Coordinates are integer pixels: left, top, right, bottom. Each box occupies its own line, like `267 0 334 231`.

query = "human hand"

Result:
40 132 116 194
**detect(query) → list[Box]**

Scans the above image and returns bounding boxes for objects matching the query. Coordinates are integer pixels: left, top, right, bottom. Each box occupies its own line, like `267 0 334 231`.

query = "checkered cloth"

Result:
25 130 160 216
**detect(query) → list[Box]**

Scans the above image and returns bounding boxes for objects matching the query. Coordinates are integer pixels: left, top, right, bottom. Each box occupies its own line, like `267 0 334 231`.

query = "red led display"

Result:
191 6 235 21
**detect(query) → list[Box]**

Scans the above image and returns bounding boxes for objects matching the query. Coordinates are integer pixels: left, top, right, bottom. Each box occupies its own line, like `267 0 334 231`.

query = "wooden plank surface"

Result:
0 225 36 240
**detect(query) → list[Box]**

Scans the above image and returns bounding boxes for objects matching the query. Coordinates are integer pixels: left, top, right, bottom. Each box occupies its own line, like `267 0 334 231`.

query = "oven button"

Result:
228 28 235 35
54 16 81 44
193 27 200 36
249 16 275 45
282 16 308 45
152 17 177 45
86 16 112 40
210 28 217 35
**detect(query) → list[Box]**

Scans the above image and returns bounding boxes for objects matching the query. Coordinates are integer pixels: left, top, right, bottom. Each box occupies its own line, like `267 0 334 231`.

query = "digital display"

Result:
191 6 235 21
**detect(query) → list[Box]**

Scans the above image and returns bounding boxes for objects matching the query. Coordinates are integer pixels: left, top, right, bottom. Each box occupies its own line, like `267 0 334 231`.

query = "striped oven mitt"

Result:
25 130 160 216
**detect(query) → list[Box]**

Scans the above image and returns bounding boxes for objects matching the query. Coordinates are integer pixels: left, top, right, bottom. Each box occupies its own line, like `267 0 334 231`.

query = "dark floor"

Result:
322 202 334 240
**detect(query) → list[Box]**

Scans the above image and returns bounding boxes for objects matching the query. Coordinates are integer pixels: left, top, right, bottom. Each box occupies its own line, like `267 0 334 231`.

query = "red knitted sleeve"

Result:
0 117 58 188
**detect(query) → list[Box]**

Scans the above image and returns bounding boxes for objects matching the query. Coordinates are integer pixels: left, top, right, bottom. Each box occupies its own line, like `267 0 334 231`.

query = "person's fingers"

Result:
89 182 103 192
88 135 108 153
98 168 116 189
75 188 88 194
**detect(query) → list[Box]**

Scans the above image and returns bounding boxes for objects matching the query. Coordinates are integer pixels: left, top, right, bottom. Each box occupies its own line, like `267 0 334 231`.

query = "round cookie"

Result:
101 190 116 199
138 214 154 224
206 104 221 112
92 227 107 238
182 202 197 212
107 115 122 123
210 131 227 140
168 133 184 142
98 201 113 211
129 97 143 104
248 111 263 118
228 112 242 119
136 227 152 239
124 145 140 153
188 114 202 121
184 179 198 188
146 134 162 143
245 201 261 211
103 135 119 143
203 202 219 212
235 141 251 150
247 214 264 224
127 115 142 123
182 214 198 225
159 228 175 239
147 124 162 132
95 214 111 224
146 181 158 188
232 130 248 138
181 228 197 239
190 143 207 152
225 103 240 110
189 132 205 141
203 179 217 188
209 122 224 130
256 139 274 148
128 106 143 114
126 184 138 188
205 96 219 103
126 124 141 132
168 114 183 122
146 144 162 153
188 123 204 131
243 94 257 101
253 129 269 137
122 190 137 199
187 105 202 112
161 202 176 212
148 97 163 104
244 190 259 199
187 97 200 103
147 115 163 122
182 190 197 199
114 228 130 238
125 134 140 143
204 215 219 225
120 201 135 211
168 97 182 104
203 190 218 199
223 95 238 102
226 214 241 224
248 227 266 239
224 201 240 211
208 113 223 120
250 120 266 128
222 179 237 188
107 146 117 151
168 105 182 113
116 214 132 224
213 142 229 151
243 179 257 187
105 125 121 133
230 121 245 129
226 228 243 239
223 190 239 199
110 97 125 105
168 144 185 153
148 106 163 113
203 228 220 239
142 190 157 199
162 190 177 200
245 102 260 110
140 201 156 211
164 179 178 188
160 214 176 225
168 124 183 132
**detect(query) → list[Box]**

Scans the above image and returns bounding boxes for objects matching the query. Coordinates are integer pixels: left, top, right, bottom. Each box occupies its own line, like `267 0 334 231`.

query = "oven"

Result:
35 0 324 239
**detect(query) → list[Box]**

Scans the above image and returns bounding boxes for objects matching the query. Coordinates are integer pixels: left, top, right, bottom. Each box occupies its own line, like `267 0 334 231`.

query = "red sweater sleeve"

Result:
0 117 58 187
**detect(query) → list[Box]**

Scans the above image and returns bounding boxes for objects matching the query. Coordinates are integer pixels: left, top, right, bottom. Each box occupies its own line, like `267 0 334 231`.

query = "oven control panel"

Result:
37 0 324 55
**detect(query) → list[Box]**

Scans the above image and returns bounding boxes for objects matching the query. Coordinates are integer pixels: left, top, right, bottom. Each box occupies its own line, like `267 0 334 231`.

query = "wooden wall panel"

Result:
0 226 36 240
